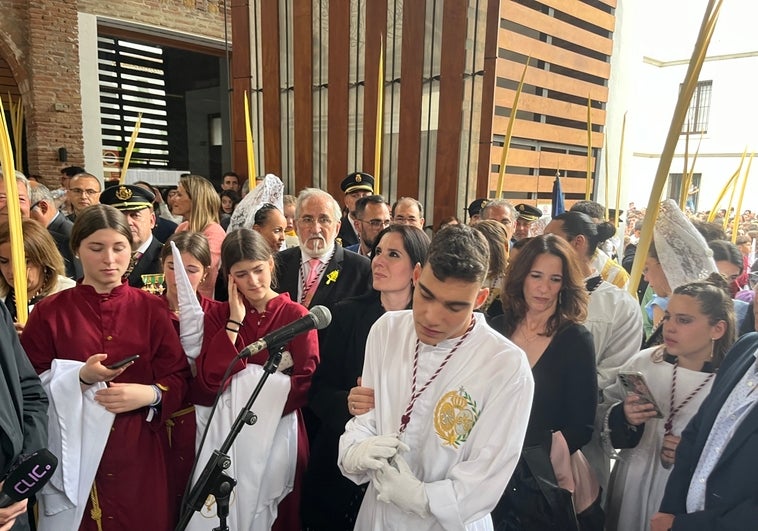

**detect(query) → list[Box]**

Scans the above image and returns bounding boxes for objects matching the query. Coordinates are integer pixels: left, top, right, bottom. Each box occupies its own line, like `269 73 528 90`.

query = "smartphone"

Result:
618 371 663 419
105 355 139 370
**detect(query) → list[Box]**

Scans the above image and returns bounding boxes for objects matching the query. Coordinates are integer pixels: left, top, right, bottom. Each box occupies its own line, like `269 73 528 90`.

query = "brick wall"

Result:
0 0 228 188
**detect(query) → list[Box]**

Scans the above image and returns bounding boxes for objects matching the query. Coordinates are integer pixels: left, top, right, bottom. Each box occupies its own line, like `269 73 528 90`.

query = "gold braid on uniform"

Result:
166 405 195 448
89 482 104 531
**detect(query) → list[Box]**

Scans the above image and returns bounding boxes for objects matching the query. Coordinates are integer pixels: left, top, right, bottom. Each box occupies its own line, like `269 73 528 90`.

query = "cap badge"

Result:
355 174 362 183
115 186 133 201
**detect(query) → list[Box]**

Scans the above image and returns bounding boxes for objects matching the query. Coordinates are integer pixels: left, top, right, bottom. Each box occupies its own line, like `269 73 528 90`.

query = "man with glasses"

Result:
29 182 79 279
391 197 425 230
65 172 102 222
337 172 375 248
346 195 391 257
275 188 371 318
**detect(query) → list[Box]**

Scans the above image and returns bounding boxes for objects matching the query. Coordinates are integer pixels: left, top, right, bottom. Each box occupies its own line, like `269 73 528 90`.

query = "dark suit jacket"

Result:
274 245 371 316
337 214 359 247
302 290 384 528
47 213 80 279
660 332 758 529
128 237 164 289
0 303 48 531
153 215 177 245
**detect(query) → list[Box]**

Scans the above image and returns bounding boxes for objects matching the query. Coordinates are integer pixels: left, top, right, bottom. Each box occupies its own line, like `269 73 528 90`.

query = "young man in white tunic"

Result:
339 225 534 530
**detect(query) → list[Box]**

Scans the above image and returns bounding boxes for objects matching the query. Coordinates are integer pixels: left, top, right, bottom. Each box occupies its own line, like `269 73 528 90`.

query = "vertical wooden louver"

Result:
230 0 616 221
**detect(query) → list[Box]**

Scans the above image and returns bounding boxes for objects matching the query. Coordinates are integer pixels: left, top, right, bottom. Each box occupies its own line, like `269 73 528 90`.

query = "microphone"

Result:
240 305 332 357
0 449 58 507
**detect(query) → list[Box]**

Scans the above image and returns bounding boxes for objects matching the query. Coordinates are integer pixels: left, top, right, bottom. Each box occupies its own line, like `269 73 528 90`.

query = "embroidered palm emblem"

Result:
434 388 479 448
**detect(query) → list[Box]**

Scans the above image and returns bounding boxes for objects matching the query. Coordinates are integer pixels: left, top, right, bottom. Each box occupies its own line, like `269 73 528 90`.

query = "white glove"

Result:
342 434 409 474
374 455 430 517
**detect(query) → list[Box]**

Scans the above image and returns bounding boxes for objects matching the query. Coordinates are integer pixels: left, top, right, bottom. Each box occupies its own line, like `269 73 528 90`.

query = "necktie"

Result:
125 251 143 277
306 258 321 289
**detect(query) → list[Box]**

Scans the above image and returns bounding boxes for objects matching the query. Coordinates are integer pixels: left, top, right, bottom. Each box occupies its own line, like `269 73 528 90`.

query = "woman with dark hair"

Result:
301 224 431 530
708 239 747 296
544 211 644 494
252 203 287 254
0 218 75 327
194 228 319 531
218 189 241 230
158 231 222 517
490 234 598 530
21 204 191 530
603 275 735 531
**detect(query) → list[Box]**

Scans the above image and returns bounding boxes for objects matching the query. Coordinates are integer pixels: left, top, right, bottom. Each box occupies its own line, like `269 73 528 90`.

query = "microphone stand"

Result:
175 345 285 531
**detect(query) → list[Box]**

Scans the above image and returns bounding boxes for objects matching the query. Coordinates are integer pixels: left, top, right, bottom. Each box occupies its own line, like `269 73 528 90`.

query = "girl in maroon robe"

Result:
159 231 223 519
22 204 191 531
194 228 319 531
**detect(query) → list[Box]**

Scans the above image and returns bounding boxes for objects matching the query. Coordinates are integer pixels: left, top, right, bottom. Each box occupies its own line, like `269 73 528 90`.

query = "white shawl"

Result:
187 364 297 531
37 359 115 531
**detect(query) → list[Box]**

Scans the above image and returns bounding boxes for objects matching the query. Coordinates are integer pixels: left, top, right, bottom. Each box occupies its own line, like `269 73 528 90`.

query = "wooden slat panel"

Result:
396 0 425 199
492 148 597 173
499 30 611 80
327 0 350 196
433 0 468 222
506 1 613 55
292 0 313 192
231 0 252 182
496 89 605 125
516 0 615 32
260 0 282 177
487 174 592 194
362 0 387 181
492 116 604 147
476 0 501 199
497 58 608 102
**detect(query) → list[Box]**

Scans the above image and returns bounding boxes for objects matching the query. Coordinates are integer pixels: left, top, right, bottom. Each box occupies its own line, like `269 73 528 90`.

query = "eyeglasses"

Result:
359 218 391 229
30 201 41 211
298 215 334 228
70 188 99 196
393 216 418 225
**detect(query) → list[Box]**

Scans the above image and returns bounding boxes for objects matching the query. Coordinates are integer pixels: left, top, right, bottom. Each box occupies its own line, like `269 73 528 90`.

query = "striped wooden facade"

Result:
231 0 495 224
487 0 616 207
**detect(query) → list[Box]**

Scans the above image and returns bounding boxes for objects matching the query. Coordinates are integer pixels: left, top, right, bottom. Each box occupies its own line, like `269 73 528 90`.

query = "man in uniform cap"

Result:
337 171 374 247
467 198 487 225
513 203 542 241
99 184 164 289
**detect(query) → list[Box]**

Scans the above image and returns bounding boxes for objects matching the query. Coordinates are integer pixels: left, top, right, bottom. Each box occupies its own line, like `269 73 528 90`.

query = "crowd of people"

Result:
0 164 757 531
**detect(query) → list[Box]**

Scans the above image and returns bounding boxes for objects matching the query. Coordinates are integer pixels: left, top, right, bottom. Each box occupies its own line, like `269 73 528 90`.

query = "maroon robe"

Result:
194 293 319 531
22 282 191 531
162 295 224 520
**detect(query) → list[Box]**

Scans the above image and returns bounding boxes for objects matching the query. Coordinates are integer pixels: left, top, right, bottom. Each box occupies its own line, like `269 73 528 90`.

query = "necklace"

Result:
518 320 546 343
664 359 714 435
399 316 476 434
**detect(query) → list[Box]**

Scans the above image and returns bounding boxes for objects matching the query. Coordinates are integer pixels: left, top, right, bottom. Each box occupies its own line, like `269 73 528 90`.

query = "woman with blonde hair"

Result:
172 174 225 299
0 218 75 328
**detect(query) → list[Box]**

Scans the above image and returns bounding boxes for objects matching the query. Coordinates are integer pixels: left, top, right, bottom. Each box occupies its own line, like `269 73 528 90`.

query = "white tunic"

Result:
583 280 644 490
603 349 714 531
339 311 534 531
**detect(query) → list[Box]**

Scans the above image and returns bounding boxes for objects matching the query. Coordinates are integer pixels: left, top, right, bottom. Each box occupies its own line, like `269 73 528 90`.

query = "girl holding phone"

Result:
21 204 191 530
602 275 736 531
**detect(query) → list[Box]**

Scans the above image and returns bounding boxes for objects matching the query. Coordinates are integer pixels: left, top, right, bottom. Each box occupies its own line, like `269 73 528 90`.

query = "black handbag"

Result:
491 439 579 531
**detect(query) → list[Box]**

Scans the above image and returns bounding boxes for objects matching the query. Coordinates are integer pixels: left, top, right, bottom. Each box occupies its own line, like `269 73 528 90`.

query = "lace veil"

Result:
226 173 284 233
653 199 717 291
